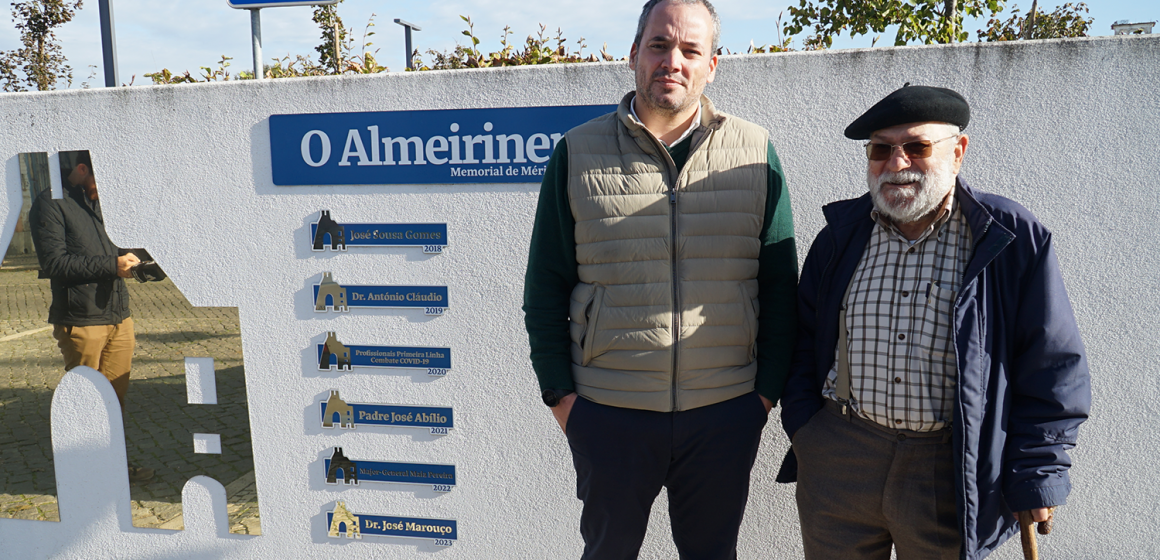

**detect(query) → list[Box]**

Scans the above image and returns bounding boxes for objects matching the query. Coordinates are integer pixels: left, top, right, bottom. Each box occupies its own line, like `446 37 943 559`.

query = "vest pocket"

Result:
580 285 606 366
740 284 758 362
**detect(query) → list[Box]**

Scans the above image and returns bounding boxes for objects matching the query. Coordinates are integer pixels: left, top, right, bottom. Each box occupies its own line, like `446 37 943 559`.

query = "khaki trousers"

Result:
52 317 135 409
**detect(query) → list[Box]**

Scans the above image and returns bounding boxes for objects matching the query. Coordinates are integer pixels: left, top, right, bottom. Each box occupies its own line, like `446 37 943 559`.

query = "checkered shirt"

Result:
822 196 972 432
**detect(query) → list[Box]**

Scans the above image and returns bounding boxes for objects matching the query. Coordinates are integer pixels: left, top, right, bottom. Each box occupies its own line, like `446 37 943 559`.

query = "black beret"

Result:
844 85 970 140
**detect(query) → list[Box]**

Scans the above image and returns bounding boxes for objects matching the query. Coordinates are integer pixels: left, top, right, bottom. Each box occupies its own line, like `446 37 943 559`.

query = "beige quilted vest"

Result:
565 93 769 412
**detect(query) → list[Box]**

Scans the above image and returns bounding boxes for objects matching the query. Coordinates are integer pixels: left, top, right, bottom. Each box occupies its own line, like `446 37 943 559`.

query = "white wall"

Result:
0 34 1156 559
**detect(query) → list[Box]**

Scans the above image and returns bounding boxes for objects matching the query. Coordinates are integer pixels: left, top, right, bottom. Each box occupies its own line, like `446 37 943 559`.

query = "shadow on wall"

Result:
0 151 261 535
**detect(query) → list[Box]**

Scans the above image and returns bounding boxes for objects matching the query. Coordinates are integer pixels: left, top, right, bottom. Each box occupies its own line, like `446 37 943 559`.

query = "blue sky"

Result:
0 0 1154 88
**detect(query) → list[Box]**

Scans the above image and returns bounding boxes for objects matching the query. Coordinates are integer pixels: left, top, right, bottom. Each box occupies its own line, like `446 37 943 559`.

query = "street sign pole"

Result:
333 8 340 73
228 1 339 79
393 19 422 71
251 9 264 79
98 0 118 87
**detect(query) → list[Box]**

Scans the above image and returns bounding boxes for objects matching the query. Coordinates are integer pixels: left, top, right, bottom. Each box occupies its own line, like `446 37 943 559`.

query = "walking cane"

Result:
1017 508 1054 560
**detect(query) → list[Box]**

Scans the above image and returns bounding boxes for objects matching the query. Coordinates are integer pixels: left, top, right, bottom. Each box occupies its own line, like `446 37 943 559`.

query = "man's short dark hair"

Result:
72 150 94 179
633 0 721 55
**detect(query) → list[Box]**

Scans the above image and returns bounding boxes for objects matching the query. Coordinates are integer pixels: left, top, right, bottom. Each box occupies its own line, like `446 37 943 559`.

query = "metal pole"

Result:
250 9 264 79
404 27 413 69
394 19 422 71
333 13 340 74
97 0 118 87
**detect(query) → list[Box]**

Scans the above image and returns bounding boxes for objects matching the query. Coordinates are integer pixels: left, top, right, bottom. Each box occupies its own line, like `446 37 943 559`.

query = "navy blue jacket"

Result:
778 179 1090 560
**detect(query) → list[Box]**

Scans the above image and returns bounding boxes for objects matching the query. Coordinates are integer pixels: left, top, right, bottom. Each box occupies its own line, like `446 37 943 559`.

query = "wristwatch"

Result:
541 388 574 408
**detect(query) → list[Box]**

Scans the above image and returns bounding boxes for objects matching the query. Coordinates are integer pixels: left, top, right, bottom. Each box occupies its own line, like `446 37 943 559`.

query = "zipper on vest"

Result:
667 129 713 411
642 123 713 412
638 127 683 412
648 133 681 412
670 183 680 411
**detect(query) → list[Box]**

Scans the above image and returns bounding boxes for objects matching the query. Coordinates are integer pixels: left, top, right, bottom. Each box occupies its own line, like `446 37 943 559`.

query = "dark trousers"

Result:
794 400 961 560
565 391 768 560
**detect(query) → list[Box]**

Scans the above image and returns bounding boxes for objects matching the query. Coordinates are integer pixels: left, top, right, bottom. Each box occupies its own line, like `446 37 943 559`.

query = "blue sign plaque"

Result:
320 390 453 434
327 502 456 544
324 448 456 491
310 211 447 253
318 332 451 375
312 272 447 315
270 104 615 185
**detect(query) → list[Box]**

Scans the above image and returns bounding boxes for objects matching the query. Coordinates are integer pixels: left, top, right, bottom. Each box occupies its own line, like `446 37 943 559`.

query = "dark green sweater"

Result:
523 135 798 404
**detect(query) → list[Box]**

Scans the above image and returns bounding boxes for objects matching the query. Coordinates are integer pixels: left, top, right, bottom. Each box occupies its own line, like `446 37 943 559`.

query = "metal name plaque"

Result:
310 211 447 254
270 104 615 185
318 332 451 376
327 501 456 545
312 272 448 315
320 390 453 435
323 448 456 492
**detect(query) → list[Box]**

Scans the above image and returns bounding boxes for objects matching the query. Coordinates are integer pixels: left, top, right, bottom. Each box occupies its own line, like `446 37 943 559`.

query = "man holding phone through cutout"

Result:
29 151 152 482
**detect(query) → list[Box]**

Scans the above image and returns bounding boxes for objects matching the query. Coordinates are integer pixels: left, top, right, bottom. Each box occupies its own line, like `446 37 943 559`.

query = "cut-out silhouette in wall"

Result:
0 150 261 534
0 366 258 558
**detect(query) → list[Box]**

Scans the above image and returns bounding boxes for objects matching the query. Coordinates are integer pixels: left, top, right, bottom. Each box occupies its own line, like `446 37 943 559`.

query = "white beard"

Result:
868 157 957 224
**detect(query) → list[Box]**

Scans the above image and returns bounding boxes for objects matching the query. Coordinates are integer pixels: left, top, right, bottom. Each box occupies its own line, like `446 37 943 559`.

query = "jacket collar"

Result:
954 177 1015 286
617 92 725 148
65 181 86 200
65 182 103 222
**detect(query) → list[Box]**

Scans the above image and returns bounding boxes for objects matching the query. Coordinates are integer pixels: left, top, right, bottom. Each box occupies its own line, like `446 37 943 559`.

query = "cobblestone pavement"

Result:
0 264 261 534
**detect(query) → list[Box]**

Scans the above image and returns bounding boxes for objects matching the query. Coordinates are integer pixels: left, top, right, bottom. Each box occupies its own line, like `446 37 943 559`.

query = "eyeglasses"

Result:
864 135 959 161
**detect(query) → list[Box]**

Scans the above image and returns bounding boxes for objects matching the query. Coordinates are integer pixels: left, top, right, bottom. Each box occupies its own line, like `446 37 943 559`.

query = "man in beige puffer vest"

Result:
523 0 798 557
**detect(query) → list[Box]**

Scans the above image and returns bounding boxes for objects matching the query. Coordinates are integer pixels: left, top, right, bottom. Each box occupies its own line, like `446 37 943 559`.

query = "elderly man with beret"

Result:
777 85 1091 559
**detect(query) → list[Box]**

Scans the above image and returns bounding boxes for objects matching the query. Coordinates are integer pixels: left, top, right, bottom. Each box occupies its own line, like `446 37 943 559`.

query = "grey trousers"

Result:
793 400 961 560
